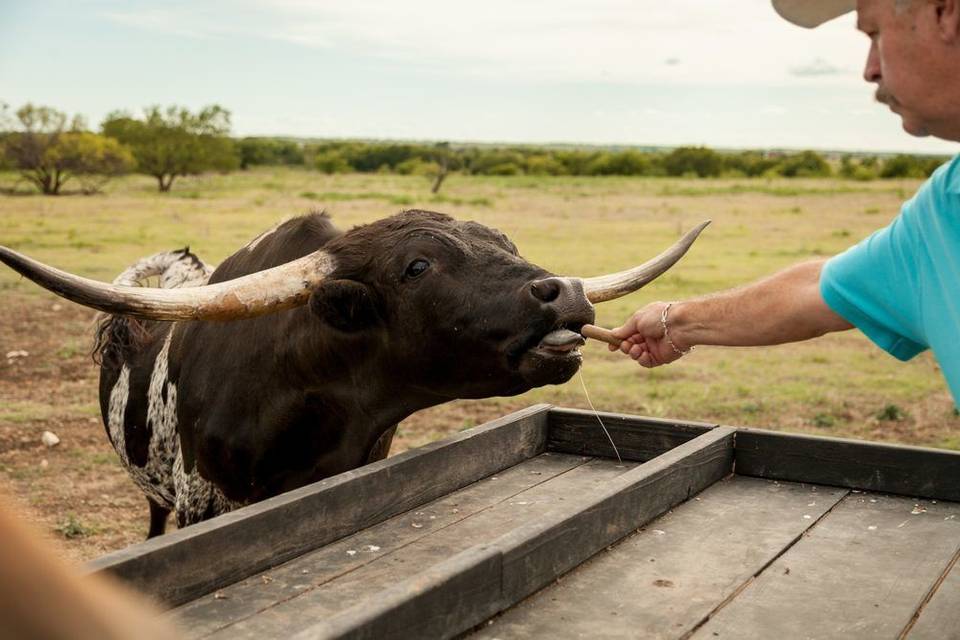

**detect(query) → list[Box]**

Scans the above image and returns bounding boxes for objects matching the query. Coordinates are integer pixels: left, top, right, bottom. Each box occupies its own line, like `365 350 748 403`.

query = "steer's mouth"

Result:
531 328 586 359
513 324 588 388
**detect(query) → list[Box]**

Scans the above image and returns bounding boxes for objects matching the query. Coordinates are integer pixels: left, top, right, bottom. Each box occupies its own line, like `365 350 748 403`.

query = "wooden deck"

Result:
474 476 960 639
87 405 960 639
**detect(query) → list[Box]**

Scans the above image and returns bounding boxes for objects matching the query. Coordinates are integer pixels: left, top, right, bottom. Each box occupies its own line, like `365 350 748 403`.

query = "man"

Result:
610 0 960 403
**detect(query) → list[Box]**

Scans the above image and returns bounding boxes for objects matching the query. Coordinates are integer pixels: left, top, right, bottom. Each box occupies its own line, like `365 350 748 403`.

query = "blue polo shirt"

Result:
820 154 960 404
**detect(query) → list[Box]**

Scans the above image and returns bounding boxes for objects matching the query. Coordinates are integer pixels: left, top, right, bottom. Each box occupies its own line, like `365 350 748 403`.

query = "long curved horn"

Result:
0 247 336 321
575 220 710 303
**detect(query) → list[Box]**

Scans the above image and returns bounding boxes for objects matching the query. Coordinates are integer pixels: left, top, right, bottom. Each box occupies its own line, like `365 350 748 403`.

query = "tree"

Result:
880 154 928 179
62 132 136 194
586 151 652 176
102 105 239 192
1 103 133 195
663 146 723 177
775 150 832 178
238 138 304 169
430 142 453 193
314 149 352 174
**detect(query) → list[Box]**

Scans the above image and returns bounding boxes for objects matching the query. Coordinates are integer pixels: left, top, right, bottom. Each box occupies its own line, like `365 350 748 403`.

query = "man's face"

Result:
857 0 960 141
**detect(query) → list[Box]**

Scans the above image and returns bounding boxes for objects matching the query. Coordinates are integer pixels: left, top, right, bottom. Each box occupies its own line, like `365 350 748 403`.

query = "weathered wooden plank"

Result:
285 426 735 640
547 407 718 461
88 404 551 607
473 476 848 639
498 426 734 606
294 545 503 640
203 457 637 639
905 548 960 640
694 493 960 639
736 428 960 501
174 452 592 638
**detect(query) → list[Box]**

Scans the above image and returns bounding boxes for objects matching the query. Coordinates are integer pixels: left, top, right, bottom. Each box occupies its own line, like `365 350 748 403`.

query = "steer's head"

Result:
312 211 597 398
0 210 708 399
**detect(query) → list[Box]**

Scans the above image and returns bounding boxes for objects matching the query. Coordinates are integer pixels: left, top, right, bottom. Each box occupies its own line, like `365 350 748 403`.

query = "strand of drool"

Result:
577 369 622 465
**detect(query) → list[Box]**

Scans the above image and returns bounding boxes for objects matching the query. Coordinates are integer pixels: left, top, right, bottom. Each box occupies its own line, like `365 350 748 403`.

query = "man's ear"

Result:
937 0 960 41
309 280 381 332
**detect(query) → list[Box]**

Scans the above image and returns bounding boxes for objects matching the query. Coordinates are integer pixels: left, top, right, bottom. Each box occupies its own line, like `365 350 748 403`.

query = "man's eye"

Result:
405 259 430 278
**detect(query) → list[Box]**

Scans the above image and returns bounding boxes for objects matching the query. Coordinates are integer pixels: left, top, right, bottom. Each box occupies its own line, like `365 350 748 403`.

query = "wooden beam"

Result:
735 428 960 501
547 407 718 461
87 404 551 607
288 426 735 639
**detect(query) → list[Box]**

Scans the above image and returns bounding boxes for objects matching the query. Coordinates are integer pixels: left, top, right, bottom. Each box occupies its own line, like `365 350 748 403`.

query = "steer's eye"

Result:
405 258 430 279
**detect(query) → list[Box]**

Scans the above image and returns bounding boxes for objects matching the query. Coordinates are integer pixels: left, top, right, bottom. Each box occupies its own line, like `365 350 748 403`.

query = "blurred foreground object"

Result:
0 495 180 640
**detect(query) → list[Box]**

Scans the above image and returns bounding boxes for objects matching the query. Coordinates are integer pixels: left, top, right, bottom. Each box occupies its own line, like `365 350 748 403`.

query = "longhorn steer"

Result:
0 210 707 536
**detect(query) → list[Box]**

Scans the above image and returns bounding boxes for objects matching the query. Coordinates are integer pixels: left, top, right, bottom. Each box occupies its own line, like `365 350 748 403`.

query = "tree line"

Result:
0 101 950 195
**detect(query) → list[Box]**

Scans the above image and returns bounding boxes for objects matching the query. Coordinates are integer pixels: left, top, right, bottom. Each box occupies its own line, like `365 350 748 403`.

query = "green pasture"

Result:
1 168 955 449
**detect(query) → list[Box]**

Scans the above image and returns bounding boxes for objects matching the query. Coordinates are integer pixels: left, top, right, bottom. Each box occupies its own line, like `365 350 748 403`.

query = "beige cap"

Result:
772 0 857 28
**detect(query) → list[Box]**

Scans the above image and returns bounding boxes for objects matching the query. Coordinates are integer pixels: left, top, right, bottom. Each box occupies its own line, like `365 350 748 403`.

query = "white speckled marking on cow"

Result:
106 366 131 464
105 249 240 525
113 249 214 288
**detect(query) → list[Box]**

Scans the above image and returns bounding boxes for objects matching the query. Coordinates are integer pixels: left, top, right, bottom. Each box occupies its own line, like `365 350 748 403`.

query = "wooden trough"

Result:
88 405 960 639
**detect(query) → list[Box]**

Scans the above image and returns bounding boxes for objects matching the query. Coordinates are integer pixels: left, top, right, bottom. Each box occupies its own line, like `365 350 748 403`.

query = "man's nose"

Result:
863 41 881 83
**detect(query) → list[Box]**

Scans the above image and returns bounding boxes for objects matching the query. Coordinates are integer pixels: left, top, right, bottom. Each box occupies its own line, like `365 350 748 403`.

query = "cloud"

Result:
100 0 865 87
789 57 846 77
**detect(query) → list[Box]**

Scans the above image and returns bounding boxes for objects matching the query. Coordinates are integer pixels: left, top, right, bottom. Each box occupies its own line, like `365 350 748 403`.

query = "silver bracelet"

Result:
660 302 693 357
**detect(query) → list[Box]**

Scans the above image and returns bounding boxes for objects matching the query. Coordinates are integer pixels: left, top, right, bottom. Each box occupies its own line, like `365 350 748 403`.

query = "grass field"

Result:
1 167 956 560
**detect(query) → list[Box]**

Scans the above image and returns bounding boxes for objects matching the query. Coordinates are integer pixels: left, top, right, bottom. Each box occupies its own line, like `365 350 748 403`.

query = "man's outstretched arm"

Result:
609 259 854 368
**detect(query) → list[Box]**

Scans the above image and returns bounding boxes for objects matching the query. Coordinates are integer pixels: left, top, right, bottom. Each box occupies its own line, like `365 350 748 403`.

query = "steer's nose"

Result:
529 277 564 303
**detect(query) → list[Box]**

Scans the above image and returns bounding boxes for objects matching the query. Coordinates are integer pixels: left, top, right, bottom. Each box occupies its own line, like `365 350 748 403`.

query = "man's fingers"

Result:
609 324 635 340
637 351 656 368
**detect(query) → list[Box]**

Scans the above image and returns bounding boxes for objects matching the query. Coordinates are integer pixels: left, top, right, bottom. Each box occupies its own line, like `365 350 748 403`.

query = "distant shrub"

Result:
775 150 832 178
663 146 723 178
485 162 523 176
876 404 907 421
395 158 439 176
314 150 352 174
525 154 567 176
811 413 836 428
238 137 304 169
879 154 945 179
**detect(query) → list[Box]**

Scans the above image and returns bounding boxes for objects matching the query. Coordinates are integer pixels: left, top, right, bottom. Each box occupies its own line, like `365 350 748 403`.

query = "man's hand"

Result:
608 301 688 368
604 260 852 368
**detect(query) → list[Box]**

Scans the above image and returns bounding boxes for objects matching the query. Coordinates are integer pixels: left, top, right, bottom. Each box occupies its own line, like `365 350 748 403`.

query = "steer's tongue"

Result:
538 329 586 353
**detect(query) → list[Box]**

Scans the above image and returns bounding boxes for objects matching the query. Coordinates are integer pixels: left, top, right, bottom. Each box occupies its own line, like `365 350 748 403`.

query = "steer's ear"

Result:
309 280 381 332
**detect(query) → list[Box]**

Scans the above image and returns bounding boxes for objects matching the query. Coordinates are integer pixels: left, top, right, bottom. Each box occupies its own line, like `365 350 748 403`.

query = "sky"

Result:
0 0 956 154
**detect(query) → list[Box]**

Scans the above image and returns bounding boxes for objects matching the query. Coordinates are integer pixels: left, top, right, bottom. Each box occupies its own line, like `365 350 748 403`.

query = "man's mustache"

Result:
875 86 898 106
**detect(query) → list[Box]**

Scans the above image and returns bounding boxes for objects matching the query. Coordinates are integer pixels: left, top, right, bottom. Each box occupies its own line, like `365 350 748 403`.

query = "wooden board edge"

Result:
86 404 552 606
734 427 960 501
297 427 735 639
548 407 719 431
546 407 718 461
